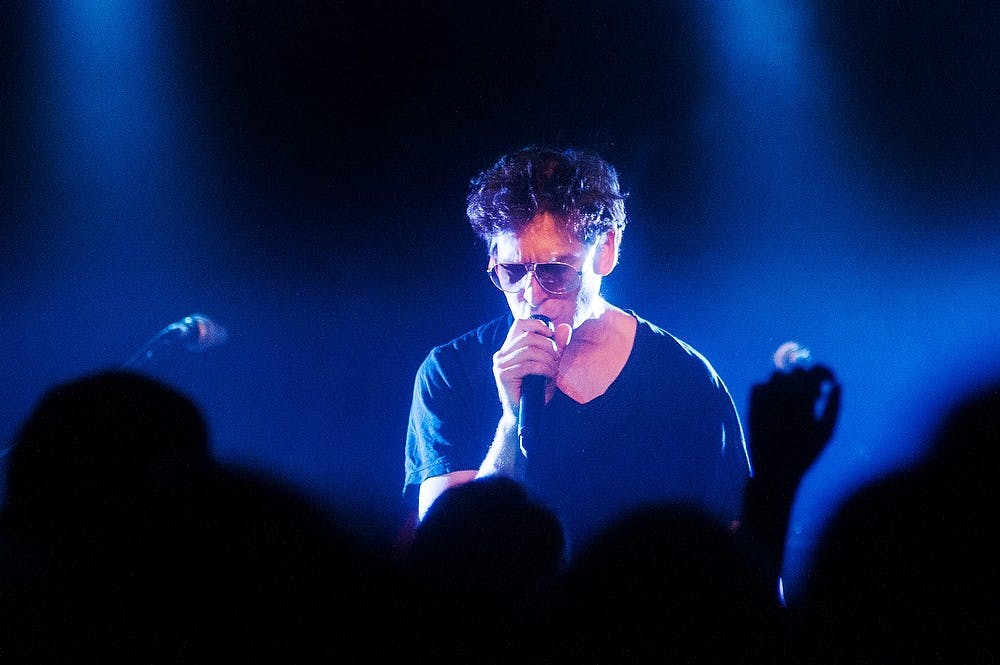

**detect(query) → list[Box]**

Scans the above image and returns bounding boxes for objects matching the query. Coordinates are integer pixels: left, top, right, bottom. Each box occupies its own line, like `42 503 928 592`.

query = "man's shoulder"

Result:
418 313 511 372
629 311 687 352
629 311 726 387
435 313 511 352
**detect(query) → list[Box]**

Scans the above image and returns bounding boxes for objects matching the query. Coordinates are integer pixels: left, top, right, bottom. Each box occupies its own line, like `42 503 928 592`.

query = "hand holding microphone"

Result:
491 313 570 462
518 314 555 457
749 341 842 490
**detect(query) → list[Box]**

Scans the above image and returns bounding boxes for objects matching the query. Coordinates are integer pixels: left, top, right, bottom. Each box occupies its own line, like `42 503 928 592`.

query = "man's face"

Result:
490 211 603 330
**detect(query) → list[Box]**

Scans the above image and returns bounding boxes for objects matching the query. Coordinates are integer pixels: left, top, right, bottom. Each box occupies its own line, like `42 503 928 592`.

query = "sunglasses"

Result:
488 261 583 295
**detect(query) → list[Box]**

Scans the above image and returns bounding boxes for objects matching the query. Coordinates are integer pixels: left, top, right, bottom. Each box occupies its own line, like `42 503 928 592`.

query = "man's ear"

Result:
486 243 499 270
594 227 622 276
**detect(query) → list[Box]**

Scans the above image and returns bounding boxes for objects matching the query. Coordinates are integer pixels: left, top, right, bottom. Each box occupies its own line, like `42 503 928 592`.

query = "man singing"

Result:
403 145 750 554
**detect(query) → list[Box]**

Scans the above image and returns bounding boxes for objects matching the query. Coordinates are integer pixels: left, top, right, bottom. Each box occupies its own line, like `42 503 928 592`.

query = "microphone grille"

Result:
529 313 554 332
183 314 229 352
773 341 811 372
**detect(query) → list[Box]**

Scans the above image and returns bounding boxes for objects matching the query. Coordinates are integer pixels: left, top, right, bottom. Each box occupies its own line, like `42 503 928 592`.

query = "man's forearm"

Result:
477 413 526 480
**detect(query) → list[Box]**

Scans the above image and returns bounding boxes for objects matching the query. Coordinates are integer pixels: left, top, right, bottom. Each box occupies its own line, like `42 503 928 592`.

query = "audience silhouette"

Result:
540 501 785 665
791 377 1000 664
0 369 403 663
3 360 995 664
403 474 566 664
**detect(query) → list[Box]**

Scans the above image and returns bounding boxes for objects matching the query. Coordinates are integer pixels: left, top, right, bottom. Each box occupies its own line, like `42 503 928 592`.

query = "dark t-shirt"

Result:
404 311 750 553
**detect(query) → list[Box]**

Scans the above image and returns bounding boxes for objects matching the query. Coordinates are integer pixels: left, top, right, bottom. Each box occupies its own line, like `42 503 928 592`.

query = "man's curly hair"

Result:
466 146 628 247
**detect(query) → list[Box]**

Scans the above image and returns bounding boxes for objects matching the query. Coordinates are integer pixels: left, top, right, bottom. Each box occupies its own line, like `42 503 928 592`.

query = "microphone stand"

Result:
123 323 185 369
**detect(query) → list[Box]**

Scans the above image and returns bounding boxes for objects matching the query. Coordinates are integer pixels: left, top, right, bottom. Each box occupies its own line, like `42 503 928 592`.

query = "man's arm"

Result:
418 411 522 522
475 411 524 478
740 364 841 596
418 470 478 521
412 316 568 520
475 317 569 485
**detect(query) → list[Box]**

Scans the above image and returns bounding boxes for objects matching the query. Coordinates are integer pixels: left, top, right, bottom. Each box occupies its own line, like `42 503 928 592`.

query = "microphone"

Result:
518 314 554 458
773 340 836 419
164 314 229 352
124 313 229 368
773 341 812 372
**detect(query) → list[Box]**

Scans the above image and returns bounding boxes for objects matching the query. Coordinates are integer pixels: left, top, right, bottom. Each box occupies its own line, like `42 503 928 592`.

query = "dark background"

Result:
2 1 998 601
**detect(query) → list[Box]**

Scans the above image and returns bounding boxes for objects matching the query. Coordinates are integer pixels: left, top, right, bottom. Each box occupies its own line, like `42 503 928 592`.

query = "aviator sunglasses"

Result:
488 261 583 295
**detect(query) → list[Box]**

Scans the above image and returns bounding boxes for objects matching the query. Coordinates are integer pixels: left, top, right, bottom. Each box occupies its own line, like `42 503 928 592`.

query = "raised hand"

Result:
749 364 842 493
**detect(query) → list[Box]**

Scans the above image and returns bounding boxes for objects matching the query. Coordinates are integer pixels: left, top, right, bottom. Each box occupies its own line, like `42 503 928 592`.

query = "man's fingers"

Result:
818 382 842 437
498 342 560 376
807 364 836 384
554 323 572 352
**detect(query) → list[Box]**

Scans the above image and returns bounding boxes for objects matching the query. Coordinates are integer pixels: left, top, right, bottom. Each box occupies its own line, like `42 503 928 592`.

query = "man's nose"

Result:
521 272 548 306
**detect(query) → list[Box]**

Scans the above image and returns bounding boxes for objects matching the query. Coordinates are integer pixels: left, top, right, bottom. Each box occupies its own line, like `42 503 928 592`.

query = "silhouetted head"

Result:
4 369 212 523
405 476 567 664
408 475 567 596
546 502 782 664
794 378 1000 664
0 369 406 662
